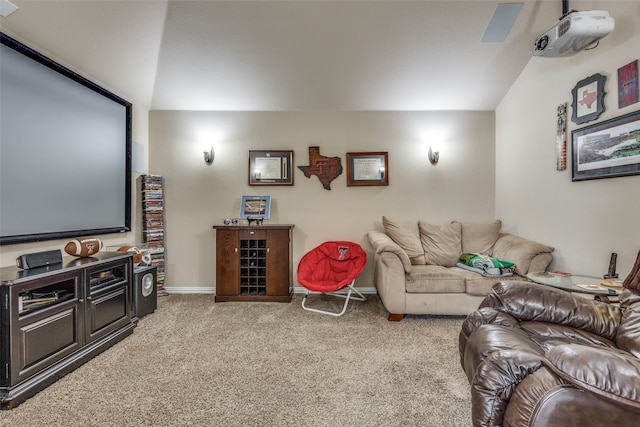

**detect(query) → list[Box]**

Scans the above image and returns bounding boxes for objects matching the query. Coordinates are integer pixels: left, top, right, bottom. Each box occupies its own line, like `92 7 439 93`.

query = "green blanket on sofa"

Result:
457 253 516 277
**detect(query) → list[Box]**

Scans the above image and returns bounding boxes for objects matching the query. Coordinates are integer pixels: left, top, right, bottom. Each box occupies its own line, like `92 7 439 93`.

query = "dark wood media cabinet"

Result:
0 252 136 409
213 225 294 302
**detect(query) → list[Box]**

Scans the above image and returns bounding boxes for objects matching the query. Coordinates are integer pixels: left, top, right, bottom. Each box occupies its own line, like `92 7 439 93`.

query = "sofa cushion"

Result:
519 321 619 350
492 233 554 275
453 220 501 254
543 344 640 410
616 289 640 358
452 267 527 296
405 265 466 293
418 221 462 267
382 216 426 265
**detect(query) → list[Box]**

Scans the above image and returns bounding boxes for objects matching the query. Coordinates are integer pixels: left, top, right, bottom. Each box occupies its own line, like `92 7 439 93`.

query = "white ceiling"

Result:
0 1 618 111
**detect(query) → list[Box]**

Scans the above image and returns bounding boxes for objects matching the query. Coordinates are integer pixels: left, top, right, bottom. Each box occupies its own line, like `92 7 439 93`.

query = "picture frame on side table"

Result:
571 110 640 181
571 73 606 125
249 150 294 186
346 152 389 186
240 195 271 220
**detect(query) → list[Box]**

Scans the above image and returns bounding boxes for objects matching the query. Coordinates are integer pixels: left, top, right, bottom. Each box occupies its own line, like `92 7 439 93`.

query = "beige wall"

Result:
496 1 640 277
149 111 496 291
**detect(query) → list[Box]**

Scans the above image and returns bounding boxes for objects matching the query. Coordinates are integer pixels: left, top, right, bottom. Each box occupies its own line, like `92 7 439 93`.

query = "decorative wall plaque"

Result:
297 146 343 190
556 103 567 171
571 73 606 125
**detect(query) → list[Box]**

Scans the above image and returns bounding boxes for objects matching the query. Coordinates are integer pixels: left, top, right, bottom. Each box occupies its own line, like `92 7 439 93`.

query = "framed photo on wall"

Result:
248 150 294 186
571 110 640 181
618 59 639 108
571 73 606 125
346 152 389 186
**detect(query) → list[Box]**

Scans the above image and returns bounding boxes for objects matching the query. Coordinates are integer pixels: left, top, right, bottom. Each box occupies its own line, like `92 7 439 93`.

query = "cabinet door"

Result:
266 229 291 296
10 270 83 385
215 229 240 296
84 259 132 344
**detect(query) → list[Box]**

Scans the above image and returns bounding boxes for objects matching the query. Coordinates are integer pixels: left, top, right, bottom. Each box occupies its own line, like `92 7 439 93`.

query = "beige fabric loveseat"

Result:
367 218 554 320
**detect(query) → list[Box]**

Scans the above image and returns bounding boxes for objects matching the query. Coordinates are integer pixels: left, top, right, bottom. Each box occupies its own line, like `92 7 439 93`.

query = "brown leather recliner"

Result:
459 251 640 427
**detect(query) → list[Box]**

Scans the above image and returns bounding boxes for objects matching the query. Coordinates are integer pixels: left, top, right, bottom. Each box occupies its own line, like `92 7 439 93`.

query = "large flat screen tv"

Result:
0 32 132 245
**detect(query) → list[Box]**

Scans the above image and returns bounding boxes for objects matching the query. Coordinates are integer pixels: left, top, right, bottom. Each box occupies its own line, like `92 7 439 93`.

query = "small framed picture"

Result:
248 150 294 186
571 73 606 125
346 152 389 186
618 59 639 109
556 103 568 171
571 110 640 181
240 195 271 219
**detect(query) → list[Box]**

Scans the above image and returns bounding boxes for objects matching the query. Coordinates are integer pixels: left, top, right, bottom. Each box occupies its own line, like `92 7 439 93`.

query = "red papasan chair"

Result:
297 241 367 316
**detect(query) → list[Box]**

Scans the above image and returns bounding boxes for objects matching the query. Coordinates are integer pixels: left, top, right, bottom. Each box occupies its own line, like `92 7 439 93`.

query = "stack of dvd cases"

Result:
140 174 167 295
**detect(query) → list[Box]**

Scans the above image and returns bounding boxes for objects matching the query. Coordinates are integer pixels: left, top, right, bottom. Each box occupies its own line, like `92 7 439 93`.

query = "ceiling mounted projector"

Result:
533 10 614 58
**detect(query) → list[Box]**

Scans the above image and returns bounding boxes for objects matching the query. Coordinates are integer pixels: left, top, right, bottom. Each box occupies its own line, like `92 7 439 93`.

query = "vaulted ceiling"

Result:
0 1 620 111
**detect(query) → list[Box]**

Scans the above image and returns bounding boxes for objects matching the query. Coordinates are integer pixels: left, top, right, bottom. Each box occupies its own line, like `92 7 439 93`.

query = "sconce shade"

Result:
428 146 440 165
203 146 214 164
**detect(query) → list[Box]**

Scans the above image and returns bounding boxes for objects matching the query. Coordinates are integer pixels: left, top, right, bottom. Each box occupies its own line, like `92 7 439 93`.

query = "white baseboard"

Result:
162 286 378 295
162 286 215 294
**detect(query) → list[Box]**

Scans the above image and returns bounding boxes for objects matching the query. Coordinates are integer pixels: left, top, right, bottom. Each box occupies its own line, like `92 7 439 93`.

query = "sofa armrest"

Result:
367 230 412 273
484 281 622 340
492 233 554 275
543 344 640 411
459 307 520 369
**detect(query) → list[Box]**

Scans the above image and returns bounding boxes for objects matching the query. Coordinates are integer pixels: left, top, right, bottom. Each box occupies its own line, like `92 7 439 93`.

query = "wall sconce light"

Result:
428 145 440 165
203 146 214 165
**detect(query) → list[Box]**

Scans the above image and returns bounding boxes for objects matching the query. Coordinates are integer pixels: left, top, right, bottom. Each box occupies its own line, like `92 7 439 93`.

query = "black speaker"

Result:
16 250 63 269
133 265 157 319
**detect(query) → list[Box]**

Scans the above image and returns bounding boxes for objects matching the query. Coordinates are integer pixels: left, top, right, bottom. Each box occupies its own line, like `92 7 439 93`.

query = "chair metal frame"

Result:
301 279 366 317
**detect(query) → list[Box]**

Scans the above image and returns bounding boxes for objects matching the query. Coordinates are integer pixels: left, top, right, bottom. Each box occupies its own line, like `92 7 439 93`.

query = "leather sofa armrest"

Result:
459 307 520 366
492 233 554 275
544 344 640 411
487 281 622 340
367 230 412 273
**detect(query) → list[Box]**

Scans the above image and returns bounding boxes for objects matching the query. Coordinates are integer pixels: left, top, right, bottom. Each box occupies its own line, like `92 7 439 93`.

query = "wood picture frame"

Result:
571 73 606 125
346 152 388 186
571 110 640 181
248 150 294 186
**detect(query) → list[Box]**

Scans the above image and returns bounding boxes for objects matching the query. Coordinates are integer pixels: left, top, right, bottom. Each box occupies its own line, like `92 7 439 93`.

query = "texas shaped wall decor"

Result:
297 146 343 190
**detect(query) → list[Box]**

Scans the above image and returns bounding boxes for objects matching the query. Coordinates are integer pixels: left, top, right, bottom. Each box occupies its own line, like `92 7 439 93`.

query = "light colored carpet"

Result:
2 294 472 426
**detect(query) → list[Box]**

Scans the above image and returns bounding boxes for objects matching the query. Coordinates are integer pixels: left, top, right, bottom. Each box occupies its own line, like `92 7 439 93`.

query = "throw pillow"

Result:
418 221 462 267
452 220 501 255
382 216 426 265
492 234 554 274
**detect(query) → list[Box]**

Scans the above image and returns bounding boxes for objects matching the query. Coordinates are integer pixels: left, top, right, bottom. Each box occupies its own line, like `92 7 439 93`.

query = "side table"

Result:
526 272 621 303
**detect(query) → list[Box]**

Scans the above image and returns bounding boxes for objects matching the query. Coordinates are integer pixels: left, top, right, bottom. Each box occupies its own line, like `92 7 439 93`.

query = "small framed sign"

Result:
346 152 389 186
248 150 293 186
618 59 639 109
571 73 606 125
240 195 271 219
